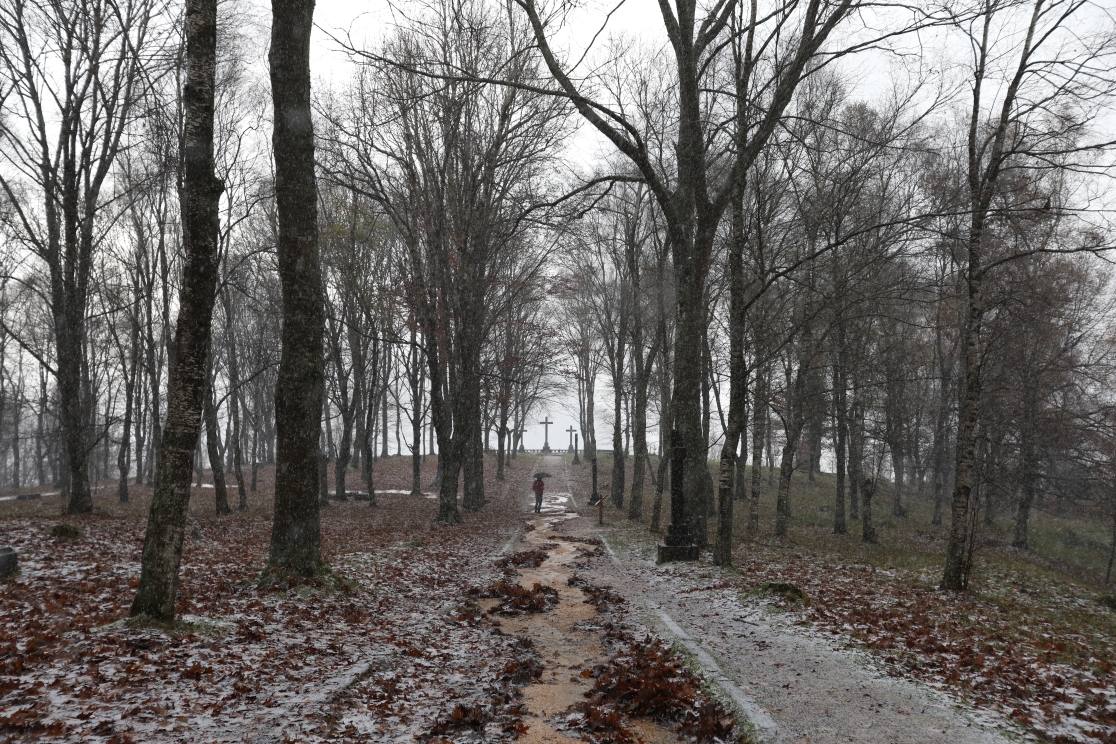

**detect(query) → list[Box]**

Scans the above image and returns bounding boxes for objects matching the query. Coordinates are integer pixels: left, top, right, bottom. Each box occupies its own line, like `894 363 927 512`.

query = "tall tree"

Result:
941 0 1116 590
519 0 882 554
131 0 224 622
267 0 325 577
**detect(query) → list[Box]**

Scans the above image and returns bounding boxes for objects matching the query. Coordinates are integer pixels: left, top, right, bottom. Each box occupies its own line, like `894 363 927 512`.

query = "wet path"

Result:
491 457 676 743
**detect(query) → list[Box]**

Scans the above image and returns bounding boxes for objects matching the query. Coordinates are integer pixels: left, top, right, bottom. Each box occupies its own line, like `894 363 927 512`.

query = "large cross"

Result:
539 416 553 452
566 426 577 452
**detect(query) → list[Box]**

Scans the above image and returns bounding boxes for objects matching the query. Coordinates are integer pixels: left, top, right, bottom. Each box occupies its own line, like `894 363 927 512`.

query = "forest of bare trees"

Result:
4 0 1116 741
0 0 1114 621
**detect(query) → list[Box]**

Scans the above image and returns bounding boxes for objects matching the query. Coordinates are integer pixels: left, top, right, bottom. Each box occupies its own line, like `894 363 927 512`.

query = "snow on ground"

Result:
0 457 538 743
576 529 1020 743
4 452 1112 743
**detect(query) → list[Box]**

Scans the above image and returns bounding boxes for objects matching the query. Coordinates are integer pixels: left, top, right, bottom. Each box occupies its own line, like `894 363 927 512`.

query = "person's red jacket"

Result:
532 478 545 496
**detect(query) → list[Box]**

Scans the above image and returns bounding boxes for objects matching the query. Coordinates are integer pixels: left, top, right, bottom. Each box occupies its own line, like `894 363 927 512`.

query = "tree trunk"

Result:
222 290 248 511
58 321 91 514
848 391 863 520
335 406 352 501
460 340 485 512
930 376 951 527
35 369 47 487
832 355 848 535
410 326 424 493
1012 393 1037 549
117 311 139 503
250 423 259 495
650 302 672 534
714 187 747 567
749 365 766 536
130 0 223 622
862 477 878 543
774 356 809 539
380 376 390 458
267 0 325 578
628 230 653 523
611 375 625 509
673 227 716 550
205 383 230 515
942 213 986 591
891 445 905 518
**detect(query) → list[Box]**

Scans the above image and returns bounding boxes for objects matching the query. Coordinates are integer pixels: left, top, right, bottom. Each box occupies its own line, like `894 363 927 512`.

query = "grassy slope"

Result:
581 451 1114 591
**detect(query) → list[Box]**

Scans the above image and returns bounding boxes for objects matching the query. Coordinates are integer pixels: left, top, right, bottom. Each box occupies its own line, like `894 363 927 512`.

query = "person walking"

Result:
532 475 545 514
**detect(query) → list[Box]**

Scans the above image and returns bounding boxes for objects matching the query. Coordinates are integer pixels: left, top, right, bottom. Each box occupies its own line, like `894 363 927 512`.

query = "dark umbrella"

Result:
533 472 553 479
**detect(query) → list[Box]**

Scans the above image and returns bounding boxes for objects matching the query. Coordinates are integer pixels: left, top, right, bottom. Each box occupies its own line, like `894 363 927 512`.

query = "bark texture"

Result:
267 0 325 577
130 0 223 622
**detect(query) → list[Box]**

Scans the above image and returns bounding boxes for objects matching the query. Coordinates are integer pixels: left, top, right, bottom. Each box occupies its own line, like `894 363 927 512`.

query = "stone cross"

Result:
566 426 577 452
539 417 553 452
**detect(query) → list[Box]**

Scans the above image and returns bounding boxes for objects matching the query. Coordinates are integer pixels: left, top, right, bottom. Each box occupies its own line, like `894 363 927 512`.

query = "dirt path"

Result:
491 456 678 743
552 453 1026 744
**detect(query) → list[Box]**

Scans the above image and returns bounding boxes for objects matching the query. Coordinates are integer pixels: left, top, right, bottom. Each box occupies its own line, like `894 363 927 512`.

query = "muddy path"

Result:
486 462 679 743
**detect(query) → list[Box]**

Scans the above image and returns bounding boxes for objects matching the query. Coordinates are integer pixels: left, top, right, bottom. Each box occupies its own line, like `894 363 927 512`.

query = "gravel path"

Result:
542 456 1027 744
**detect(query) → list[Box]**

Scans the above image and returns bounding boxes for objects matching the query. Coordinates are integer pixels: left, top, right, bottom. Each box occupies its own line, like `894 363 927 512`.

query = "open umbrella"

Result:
533 471 553 479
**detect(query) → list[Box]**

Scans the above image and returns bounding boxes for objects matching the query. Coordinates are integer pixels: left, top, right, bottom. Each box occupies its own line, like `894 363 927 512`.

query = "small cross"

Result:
566 426 577 452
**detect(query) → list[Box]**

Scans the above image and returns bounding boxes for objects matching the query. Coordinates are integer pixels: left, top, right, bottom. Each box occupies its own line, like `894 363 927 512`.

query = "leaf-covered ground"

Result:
733 548 1116 743
0 454 541 743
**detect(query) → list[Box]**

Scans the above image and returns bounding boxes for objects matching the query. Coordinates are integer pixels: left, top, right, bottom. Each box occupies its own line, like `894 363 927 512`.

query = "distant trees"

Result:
327 0 569 522
0 0 170 514
319 188 393 502
518 0 937 554
532 0 1116 589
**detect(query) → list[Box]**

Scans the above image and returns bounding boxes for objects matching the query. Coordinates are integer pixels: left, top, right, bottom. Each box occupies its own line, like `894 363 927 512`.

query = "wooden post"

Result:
590 456 601 525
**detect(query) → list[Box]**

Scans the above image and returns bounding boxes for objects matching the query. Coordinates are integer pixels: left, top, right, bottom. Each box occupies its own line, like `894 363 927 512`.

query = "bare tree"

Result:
941 0 1116 590
267 0 325 577
131 0 224 622
0 0 169 513
325 0 568 522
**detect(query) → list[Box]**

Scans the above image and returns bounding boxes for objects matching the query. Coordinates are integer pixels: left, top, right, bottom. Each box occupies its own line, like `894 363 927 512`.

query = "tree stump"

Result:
0 547 17 579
